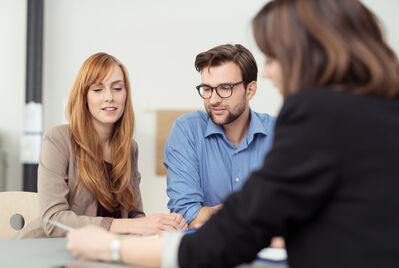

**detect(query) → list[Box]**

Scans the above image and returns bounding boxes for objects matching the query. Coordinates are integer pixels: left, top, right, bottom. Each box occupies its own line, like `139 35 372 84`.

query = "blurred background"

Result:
1 0 398 215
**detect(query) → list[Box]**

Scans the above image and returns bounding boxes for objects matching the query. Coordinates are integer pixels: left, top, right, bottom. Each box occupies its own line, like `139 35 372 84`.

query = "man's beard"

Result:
206 97 247 126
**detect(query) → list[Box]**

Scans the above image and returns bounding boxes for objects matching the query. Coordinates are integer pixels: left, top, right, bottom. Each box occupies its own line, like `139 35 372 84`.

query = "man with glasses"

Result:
164 44 276 229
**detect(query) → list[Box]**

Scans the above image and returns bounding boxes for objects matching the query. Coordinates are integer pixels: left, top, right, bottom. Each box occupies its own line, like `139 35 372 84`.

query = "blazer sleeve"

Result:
128 139 145 218
38 127 107 237
178 93 339 267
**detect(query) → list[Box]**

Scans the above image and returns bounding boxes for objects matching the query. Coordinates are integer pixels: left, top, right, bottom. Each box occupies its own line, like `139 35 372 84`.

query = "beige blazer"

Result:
17 124 144 238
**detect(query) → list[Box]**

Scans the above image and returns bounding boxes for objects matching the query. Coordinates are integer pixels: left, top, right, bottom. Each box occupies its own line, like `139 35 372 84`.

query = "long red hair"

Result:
66 52 135 212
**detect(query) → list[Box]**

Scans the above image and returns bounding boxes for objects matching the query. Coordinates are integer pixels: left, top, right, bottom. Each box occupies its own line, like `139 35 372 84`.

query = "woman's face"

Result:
261 55 283 92
86 65 127 132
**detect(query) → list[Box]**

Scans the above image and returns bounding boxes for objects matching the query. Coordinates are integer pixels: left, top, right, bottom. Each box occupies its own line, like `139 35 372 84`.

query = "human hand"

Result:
129 213 187 236
211 204 223 210
66 225 115 262
189 203 223 229
269 237 285 248
171 212 188 231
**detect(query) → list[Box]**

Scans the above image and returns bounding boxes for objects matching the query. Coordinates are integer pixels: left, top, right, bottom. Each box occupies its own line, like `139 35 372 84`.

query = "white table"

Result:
0 238 288 268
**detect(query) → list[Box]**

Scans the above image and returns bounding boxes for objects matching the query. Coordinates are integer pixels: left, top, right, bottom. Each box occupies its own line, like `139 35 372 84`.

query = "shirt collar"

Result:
204 115 225 138
204 109 269 139
247 109 269 137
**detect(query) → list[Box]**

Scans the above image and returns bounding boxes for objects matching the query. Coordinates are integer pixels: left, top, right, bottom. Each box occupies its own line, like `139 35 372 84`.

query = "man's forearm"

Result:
189 205 222 228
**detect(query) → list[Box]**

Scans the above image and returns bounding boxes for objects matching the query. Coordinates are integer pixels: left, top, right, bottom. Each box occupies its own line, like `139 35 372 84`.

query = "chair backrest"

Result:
0 191 39 239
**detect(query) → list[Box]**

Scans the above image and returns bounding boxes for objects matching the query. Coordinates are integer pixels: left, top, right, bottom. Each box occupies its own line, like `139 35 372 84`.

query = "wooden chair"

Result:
0 191 39 239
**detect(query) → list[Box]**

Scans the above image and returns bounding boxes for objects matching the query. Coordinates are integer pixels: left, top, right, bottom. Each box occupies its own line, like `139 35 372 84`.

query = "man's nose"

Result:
209 88 222 104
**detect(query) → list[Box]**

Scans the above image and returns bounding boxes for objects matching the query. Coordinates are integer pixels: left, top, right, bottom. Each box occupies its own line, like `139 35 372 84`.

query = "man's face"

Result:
201 62 248 126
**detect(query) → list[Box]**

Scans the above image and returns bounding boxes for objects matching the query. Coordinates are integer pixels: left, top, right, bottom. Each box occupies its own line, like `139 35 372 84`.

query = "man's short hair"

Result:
195 44 258 86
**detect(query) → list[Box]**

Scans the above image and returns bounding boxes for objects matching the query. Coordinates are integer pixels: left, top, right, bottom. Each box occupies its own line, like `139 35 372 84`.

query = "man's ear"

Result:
246 81 257 101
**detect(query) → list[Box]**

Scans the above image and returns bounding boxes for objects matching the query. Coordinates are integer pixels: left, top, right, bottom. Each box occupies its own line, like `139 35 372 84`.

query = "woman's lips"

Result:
102 107 117 113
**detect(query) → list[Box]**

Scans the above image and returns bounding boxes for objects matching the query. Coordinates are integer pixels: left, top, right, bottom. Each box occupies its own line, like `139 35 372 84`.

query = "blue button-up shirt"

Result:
164 109 276 223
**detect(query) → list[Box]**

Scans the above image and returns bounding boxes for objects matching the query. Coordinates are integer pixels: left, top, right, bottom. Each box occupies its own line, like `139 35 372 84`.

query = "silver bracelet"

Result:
110 235 122 262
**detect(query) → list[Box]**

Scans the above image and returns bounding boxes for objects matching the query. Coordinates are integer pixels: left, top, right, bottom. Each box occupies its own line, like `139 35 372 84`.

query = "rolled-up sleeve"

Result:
164 121 203 224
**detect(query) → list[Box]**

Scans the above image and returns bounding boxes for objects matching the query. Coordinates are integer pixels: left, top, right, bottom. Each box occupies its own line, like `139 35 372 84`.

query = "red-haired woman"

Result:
19 52 187 238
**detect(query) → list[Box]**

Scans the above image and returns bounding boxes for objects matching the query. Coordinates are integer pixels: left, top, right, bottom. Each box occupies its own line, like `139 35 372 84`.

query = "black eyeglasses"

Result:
196 81 245 99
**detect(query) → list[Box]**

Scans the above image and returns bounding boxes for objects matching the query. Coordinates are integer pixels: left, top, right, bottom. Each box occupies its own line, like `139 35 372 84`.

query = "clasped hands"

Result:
110 212 187 236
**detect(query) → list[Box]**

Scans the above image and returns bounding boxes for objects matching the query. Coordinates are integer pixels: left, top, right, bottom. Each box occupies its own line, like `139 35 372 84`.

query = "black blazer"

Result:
178 88 399 268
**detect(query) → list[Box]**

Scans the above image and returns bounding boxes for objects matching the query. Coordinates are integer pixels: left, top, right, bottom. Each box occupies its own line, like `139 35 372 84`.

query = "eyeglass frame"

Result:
195 81 245 99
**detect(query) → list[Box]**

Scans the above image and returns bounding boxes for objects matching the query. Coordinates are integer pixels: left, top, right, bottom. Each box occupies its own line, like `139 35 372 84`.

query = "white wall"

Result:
2 0 399 215
362 0 399 54
0 0 26 191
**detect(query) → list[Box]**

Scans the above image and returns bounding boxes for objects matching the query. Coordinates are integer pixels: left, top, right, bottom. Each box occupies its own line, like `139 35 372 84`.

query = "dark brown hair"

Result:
253 0 399 98
195 44 258 86
67 52 135 212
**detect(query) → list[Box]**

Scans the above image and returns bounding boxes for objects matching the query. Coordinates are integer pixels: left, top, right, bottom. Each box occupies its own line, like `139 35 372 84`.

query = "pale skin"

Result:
67 57 284 266
262 55 283 92
67 225 162 267
87 64 187 235
189 204 223 228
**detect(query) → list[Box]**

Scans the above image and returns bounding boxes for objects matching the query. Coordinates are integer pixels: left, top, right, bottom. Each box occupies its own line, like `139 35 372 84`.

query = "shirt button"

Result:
235 178 240 182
